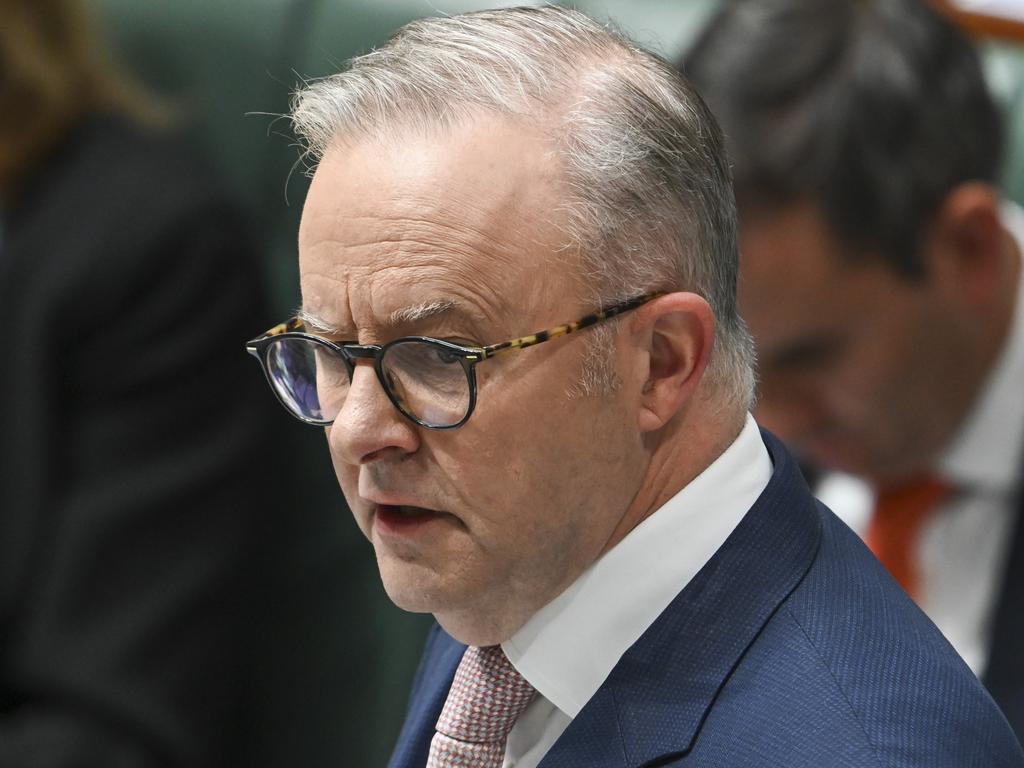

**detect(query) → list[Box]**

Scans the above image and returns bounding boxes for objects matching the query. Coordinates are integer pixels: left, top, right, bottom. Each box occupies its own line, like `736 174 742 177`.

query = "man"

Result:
684 0 1024 741
247 6 1023 766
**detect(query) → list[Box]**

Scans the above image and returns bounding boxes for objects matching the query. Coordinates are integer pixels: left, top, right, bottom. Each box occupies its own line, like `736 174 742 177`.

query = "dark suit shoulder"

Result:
777 505 1021 766
687 506 1022 767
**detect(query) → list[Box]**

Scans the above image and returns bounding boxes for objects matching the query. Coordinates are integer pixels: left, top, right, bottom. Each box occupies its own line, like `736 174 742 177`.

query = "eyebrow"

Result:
386 299 460 327
296 299 483 337
295 308 346 335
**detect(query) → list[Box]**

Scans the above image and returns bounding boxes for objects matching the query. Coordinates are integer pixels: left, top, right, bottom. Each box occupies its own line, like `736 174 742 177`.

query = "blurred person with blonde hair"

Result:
0 0 282 764
0 0 163 194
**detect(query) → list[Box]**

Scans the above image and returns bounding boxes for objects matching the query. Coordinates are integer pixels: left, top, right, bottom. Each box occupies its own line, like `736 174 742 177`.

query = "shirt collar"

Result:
502 414 772 718
939 201 1024 492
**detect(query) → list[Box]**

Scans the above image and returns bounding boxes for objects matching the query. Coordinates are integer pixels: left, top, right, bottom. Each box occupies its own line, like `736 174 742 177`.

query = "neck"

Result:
600 393 747 557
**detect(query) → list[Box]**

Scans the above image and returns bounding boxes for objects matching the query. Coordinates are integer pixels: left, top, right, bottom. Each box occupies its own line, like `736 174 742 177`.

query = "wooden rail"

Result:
933 1 1024 43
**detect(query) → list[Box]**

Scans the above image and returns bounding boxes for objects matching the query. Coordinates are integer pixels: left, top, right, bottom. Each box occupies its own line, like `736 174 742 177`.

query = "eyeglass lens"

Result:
264 337 471 427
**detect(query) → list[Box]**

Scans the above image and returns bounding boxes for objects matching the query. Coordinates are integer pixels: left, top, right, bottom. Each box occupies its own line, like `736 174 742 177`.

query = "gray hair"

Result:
291 5 755 411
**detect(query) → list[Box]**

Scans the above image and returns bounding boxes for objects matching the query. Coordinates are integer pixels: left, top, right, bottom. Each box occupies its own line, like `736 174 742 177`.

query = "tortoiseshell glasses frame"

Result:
245 291 664 429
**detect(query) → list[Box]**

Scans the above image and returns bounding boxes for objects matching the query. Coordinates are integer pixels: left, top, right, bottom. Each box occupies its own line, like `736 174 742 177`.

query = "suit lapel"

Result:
982 476 1024 737
540 431 822 767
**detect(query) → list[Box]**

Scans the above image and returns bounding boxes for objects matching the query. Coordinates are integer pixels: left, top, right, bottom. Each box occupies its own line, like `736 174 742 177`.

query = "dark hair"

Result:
681 0 1004 277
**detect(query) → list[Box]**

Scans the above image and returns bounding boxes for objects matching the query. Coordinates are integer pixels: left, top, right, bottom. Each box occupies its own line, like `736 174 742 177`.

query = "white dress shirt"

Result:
499 414 773 766
820 201 1024 676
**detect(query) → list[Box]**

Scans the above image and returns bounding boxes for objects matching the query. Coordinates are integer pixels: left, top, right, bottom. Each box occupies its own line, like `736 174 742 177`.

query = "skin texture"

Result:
298 113 738 645
738 187 1020 485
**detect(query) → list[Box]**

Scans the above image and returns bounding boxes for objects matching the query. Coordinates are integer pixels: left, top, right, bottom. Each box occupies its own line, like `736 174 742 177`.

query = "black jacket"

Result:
0 116 277 766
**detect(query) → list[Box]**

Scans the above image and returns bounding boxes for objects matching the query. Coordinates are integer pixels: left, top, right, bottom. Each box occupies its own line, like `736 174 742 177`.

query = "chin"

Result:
381 582 438 615
376 557 514 644
376 553 450 614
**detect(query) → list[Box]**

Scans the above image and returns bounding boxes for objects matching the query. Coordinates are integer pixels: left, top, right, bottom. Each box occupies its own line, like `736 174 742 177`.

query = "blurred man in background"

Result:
0 0 282 764
684 0 1024 738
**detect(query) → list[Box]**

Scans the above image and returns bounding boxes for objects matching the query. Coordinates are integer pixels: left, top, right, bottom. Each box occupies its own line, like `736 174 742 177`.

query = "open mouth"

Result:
394 504 434 517
375 503 447 531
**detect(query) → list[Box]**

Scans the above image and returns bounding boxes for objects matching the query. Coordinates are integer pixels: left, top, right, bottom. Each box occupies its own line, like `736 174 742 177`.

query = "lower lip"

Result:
374 504 448 536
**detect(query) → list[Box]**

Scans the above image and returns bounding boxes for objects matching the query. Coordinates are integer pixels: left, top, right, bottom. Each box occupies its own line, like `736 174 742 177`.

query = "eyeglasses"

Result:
245 292 663 429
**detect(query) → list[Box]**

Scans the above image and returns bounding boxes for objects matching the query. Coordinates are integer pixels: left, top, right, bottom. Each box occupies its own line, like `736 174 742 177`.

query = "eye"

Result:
766 335 845 374
433 347 462 365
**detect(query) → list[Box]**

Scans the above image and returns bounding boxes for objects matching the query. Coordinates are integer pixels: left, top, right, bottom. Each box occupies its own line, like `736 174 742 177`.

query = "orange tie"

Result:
866 477 952 601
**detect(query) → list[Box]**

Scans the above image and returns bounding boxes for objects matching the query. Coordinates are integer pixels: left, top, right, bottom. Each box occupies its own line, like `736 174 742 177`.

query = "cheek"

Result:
430 410 557 515
817 320 935 444
436 341 638 525
757 359 875 438
325 436 368 530
441 386 627 522
857 313 929 405
326 430 352 484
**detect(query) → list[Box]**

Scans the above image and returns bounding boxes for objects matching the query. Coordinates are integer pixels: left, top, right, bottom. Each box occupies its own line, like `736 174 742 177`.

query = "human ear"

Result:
926 182 1004 308
632 292 715 433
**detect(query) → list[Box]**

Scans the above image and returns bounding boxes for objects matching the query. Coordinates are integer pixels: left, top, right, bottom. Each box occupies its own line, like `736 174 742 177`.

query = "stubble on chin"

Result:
374 547 440 613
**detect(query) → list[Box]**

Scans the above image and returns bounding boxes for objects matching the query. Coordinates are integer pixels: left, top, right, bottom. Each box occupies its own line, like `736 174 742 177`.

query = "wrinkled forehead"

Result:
297 115 580 331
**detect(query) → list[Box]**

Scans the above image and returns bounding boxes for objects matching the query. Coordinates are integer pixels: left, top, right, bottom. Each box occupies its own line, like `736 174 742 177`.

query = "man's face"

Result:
298 116 646 644
739 203 974 483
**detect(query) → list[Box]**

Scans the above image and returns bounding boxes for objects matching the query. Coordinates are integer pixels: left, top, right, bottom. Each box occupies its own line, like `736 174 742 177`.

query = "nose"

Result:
754 375 826 445
327 363 420 465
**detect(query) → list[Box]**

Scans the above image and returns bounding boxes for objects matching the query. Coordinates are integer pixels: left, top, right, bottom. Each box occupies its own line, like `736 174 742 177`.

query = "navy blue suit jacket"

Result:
389 432 1024 767
983 477 1024 742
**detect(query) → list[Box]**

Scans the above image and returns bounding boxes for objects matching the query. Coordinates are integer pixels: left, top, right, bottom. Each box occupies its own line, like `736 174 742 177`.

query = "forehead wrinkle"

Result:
304 223 519 283
318 169 559 273
366 212 526 272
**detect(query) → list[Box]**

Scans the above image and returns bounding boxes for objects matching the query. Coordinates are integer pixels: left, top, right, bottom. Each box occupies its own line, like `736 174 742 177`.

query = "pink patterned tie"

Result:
427 645 536 767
